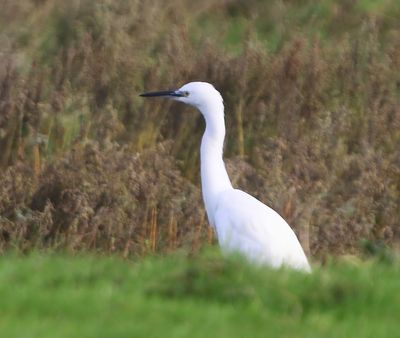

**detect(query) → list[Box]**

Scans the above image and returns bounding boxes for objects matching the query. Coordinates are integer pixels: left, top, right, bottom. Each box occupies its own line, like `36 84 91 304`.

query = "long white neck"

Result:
199 101 233 227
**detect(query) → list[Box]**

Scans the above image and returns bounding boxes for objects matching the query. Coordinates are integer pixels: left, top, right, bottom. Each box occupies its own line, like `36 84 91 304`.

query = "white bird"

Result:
140 82 311 272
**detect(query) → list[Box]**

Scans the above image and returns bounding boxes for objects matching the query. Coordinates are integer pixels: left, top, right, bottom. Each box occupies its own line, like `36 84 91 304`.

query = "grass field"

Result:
0 250 399 338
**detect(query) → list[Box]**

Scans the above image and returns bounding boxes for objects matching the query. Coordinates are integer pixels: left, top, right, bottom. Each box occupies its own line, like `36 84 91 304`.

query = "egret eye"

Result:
183 91 189 97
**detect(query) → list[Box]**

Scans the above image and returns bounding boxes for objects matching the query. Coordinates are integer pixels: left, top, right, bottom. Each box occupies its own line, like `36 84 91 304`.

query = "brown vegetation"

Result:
0 0 399 259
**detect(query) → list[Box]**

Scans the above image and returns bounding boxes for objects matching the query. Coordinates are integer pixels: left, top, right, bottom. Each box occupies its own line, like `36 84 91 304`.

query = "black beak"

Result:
139 90 184 98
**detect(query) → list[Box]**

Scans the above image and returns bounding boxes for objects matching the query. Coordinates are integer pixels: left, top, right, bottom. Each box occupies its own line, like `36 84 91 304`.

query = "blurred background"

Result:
0 0 399 259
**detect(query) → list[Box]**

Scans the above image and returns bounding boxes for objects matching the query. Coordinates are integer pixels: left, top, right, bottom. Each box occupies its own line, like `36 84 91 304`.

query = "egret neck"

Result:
198 100 233 227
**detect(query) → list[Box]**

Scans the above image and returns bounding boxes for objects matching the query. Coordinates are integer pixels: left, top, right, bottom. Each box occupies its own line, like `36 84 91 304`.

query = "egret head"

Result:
140 81 223 112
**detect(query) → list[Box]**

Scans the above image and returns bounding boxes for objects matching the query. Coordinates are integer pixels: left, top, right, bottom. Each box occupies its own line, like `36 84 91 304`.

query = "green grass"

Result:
0 250 399 338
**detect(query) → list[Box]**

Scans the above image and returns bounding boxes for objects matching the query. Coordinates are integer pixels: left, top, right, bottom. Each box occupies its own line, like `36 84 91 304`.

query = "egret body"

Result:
140 82 311 272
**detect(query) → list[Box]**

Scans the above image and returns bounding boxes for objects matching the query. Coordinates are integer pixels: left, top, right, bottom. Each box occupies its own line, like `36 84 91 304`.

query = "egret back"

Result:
213 189 311 272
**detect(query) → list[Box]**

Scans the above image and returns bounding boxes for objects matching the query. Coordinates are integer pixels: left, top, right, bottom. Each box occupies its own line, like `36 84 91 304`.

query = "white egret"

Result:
140 82 311 272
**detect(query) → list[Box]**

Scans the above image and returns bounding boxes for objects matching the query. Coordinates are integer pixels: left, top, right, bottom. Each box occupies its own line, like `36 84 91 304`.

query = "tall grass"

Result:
0 0 399 258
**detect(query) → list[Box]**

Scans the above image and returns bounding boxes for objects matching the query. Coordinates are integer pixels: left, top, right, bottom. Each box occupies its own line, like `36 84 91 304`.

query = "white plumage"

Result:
140 82 311 272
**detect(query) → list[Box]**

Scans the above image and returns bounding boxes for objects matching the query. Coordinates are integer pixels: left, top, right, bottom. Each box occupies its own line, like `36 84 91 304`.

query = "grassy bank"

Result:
0 250 399 337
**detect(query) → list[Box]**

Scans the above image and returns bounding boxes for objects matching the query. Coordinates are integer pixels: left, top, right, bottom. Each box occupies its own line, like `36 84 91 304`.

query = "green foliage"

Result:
0 250 399 337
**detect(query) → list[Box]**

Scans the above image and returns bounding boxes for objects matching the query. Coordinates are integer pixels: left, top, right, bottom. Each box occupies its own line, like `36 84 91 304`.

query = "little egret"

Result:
140 82 311 272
